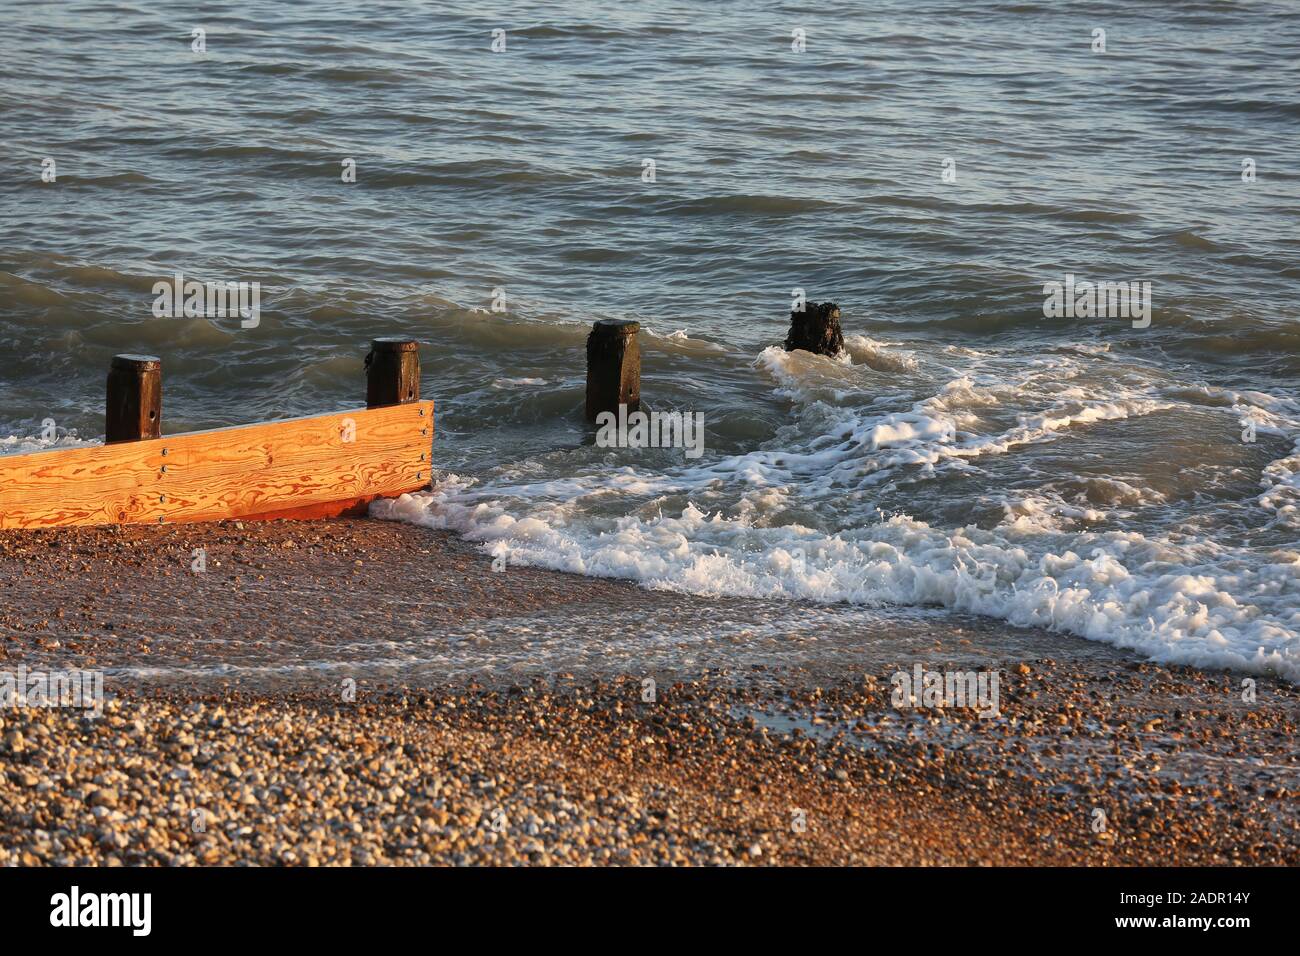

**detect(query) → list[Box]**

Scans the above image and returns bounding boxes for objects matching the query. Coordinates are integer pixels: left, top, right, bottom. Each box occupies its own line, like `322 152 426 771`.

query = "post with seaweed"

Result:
784 301 843 357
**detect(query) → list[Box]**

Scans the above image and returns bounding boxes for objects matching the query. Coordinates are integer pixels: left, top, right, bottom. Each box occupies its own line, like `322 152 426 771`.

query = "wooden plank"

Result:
0 402 433 529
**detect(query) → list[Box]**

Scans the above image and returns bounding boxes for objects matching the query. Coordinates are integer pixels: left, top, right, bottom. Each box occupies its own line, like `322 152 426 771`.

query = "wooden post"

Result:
783 301 844 357
105 354 162 444
366 338 420 408
585 319 640 422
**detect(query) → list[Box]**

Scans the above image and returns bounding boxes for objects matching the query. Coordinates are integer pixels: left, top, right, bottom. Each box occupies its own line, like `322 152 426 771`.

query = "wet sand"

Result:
1 519 1296 865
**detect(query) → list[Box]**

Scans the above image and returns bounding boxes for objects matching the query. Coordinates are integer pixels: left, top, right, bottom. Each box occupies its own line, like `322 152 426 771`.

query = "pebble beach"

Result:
2 520 1295 866
3 0 1298 887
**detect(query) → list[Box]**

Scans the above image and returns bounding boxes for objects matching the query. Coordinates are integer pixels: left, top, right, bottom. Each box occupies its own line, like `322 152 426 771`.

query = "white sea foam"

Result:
1233 392 1300 529
843 333 921 373
0 433 94 457
491 377 548 388
376 341 1300 683
377 482 1300 681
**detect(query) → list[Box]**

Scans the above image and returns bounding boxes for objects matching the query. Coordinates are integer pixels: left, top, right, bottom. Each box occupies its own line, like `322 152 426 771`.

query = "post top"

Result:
111 354 162 370
370 337 420 352
592 319 640 335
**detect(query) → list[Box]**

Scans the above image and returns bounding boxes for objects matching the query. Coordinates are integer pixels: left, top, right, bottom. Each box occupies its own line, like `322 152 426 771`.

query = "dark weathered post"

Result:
783 301 844 357
366 338 420 407
585 319 640 422
106 354 162 444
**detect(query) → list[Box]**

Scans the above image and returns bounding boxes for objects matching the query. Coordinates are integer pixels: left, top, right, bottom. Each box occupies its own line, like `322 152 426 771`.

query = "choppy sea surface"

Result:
2 2 1299 680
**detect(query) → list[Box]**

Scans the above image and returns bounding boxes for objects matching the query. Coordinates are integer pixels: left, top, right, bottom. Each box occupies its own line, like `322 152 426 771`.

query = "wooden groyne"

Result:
0 339 433 529
1 306 834 530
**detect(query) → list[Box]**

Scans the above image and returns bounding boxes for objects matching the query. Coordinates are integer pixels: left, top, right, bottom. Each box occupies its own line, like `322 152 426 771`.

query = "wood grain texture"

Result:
0 402 433 529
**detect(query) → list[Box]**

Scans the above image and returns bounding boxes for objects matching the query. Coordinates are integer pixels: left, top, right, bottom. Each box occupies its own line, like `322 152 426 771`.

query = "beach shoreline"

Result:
1 517 1296 865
